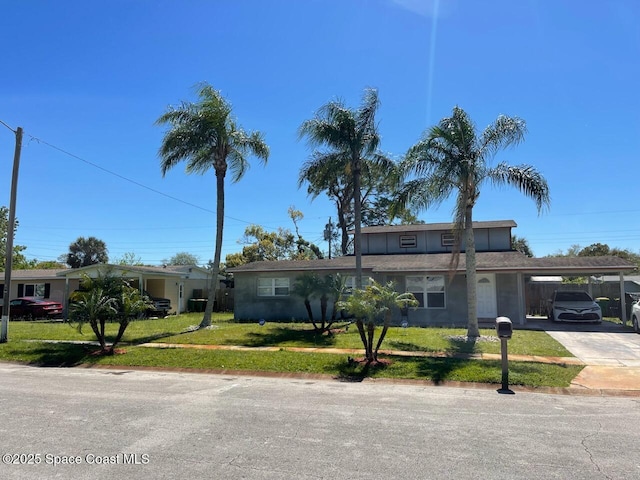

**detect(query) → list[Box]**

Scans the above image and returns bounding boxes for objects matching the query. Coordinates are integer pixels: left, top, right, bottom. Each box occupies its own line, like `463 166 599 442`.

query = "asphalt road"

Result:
0 364 639 480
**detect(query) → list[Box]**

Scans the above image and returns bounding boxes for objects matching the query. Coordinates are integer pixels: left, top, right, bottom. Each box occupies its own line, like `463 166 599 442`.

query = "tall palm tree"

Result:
299 88 386 288
398 106 550 337
156 83 269 328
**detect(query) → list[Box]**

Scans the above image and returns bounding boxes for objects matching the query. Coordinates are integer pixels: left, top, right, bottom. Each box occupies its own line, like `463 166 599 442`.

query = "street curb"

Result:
68 363 640 398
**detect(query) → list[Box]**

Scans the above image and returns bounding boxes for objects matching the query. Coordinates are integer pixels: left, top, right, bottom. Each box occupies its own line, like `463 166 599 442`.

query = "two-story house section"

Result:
230 220 635 326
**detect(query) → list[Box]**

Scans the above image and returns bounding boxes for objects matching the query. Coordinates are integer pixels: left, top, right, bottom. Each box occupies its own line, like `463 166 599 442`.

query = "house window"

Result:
406 276 445 308
441 233 455 247
257 278 290 297
18 283 48 298
344 276 371 294
399 235 417 248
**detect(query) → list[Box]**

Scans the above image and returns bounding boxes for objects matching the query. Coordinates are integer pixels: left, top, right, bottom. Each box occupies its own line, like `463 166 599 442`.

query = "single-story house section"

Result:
0 269 74 307
230 220 637 326
57 264 220 315
2 264 226 315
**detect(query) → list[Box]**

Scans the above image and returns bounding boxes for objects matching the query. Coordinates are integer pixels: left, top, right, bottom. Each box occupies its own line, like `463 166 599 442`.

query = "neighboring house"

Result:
590 275 640 295
230 220 636 326
0 269 75 307
2 264 226 315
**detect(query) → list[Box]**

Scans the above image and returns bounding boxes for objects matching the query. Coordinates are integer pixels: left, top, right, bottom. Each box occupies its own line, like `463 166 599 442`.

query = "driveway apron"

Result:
546 330 640 391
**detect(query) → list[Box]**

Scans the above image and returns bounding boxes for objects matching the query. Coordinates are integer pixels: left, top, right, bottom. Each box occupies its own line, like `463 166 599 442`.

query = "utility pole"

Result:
1 126 23 343
323 217 333 259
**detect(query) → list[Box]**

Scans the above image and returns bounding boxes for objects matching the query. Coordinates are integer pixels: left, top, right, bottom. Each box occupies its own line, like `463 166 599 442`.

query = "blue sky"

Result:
1 0 639 266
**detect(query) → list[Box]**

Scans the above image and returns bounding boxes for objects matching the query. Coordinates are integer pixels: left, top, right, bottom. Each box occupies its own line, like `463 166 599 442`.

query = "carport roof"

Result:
229 252 636 275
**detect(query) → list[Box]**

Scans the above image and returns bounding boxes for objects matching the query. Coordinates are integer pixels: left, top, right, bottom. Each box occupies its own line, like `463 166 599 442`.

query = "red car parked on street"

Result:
9 297 64 320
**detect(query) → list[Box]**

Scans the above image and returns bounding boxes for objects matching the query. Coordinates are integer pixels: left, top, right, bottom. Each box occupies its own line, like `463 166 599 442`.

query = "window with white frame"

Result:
441 233 455 247
399 235 417 248
257 277 290 297
22 283 47 298
406 275 445 308
344 276 371 294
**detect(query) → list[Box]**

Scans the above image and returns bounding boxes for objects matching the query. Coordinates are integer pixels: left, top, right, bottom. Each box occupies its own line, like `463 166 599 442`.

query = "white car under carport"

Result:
549 290 602 324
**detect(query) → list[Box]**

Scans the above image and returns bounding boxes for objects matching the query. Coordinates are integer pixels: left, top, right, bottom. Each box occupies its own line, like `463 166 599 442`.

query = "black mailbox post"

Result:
495 316 514 394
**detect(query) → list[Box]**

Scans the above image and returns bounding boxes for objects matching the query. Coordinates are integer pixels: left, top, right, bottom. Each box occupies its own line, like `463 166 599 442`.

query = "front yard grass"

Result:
0 312 581 387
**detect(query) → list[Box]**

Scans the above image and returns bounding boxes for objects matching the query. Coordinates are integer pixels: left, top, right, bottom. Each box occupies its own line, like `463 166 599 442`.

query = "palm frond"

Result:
488 162 551 212
480 115 527 160
156 82 268 180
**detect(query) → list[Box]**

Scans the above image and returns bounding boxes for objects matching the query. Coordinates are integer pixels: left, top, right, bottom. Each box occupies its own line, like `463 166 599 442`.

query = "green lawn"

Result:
0 313 581 388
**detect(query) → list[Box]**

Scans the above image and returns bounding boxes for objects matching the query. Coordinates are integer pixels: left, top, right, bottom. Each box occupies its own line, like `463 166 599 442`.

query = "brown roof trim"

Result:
358 220 517 234
230 252 636 275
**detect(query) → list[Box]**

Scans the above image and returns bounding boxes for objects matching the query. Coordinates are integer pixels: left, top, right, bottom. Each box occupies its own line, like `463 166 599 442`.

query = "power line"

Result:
22 132 257 225
0 120 16 133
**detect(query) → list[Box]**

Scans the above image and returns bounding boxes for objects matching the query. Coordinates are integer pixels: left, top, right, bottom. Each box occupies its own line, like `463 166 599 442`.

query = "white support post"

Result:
620 272 627 326
517 272 525 325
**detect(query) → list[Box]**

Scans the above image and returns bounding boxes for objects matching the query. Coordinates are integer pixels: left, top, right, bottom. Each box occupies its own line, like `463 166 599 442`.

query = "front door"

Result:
477 274 497 319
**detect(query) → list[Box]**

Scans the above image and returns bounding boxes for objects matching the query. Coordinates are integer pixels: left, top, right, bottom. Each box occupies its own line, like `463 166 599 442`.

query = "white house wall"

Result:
1 278 79 306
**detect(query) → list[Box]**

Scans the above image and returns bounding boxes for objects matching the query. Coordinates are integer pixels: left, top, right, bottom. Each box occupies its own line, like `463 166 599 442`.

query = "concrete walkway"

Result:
27 329 640 394
141 332 640 394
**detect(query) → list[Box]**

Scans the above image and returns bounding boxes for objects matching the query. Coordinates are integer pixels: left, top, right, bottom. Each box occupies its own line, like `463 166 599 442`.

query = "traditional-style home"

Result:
230 220 636 326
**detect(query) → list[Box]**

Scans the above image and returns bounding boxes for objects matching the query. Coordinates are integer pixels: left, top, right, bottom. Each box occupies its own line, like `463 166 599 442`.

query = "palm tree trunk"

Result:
111 319 130 353
200 171 225 328
337 203 350 255
100 318 106 350
355 318 368 358
320 294 328 331
373 312 391 359
366 319 375 362
353 157 363 289
89 320 105 351
465 206 479 337
305 299 319 331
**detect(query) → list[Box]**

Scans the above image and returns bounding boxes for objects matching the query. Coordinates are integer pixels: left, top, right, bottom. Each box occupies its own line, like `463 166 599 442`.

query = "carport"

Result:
57 263 215 316
515 256 637 326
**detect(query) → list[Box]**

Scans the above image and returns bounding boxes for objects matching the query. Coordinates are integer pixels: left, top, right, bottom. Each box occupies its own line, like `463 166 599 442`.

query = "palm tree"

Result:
337 280 418 363
299 88 386 288
70 285 118 354
292 273 321 331
70 271 153 355
156 83 269 328
398 106 550 337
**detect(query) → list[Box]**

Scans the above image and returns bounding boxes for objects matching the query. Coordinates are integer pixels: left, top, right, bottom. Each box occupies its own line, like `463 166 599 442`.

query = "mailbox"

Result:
495 316 512 339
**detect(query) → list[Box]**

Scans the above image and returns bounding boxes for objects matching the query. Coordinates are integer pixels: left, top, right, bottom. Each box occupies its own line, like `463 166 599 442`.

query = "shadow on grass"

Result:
238 327 339 348
445 336 479 355
333 357 390 382
389 334 482 356
126 331 193 345
414 357 466 385
21 343 97 368
387 340 434 352
333 355 477 385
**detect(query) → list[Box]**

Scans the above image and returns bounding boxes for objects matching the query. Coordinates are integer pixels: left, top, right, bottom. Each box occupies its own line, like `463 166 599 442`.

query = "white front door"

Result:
477 274 497 318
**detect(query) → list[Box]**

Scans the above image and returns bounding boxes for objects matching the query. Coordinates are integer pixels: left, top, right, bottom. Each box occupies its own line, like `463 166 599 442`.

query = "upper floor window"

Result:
441 233 455 247
257 278 290 297
399 235 417 248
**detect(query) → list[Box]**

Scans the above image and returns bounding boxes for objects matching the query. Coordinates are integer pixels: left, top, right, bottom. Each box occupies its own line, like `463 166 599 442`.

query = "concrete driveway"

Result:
545 331 640 367
544 327 640 391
